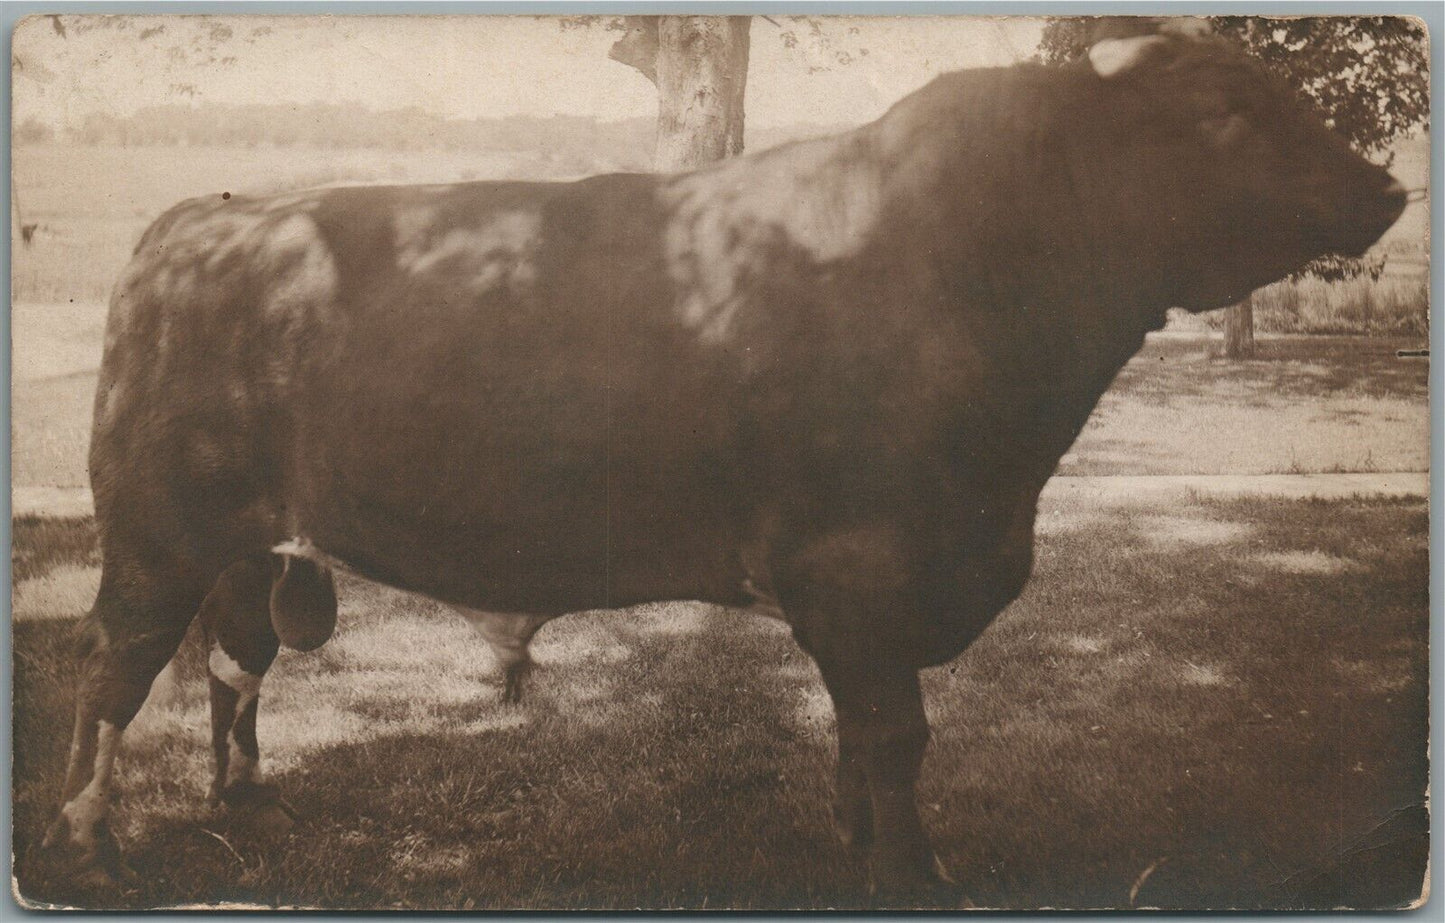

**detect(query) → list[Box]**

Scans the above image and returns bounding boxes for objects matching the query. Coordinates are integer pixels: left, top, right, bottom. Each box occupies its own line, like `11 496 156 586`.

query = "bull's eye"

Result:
1200 112 1250 149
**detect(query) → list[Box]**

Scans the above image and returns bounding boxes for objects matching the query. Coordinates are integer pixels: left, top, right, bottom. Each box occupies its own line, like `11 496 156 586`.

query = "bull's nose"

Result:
1382 177 1409 210
1340 174 1409 256
1378 176 1409 225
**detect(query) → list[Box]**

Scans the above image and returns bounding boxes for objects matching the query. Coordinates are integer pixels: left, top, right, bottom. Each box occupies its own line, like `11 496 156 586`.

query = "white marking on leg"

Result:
225 705 260 788
65 712 88 765
59 720 120 848
217 668 263 787
209 643 262 698
233 688 256 720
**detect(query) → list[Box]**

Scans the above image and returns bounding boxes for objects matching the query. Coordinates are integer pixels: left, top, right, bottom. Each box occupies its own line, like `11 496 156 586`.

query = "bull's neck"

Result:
862 67 1162 448
858 91 1160 485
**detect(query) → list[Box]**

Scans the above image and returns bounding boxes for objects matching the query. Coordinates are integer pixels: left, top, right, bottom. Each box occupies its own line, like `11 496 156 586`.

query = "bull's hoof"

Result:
832 799 874 849
867 850 971 909
501 661 532 704
233 803 296 841
40 814 138 892
216 781 298 841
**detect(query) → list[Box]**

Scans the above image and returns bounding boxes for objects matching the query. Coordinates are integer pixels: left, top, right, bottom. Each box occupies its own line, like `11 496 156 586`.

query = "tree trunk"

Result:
1224 295 1256 358
610 15 751 171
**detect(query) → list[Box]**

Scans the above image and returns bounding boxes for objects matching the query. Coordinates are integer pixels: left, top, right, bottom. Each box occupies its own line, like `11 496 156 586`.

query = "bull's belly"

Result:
285 467 756 615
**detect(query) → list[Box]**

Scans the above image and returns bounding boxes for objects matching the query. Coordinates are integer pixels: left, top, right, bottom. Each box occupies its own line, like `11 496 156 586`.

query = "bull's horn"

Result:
1088 34 1170 78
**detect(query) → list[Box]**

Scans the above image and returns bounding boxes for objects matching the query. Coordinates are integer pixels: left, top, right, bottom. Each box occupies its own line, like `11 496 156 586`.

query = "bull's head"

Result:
1075 24 1407 310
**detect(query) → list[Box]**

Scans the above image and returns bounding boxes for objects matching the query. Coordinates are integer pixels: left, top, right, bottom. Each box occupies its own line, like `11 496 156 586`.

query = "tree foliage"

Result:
1039 16 1429 156
559 15 869 77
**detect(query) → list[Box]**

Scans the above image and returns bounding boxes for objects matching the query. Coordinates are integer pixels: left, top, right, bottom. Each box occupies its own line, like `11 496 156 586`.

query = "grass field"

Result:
11 491 1428 909
1059 334 1429 477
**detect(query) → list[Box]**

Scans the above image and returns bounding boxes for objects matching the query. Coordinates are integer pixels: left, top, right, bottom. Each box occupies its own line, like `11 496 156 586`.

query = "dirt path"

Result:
12 472 1429 520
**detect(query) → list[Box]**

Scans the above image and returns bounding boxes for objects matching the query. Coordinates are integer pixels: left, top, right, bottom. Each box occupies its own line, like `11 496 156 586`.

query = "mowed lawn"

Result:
12 489 1428 910
1060 334 1429 476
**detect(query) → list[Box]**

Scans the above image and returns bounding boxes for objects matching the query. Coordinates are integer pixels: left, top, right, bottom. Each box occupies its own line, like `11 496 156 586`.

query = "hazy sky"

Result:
12 15 1045 130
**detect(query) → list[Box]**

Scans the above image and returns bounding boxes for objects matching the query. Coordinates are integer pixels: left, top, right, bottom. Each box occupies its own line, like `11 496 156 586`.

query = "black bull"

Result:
48 33 1404 895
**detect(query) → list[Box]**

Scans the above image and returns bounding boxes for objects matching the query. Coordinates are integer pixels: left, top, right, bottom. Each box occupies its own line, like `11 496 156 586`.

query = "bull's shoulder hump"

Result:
659 128 885 265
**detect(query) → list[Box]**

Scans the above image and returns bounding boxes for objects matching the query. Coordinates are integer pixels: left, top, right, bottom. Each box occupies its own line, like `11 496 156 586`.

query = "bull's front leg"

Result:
833 738 873 849
777 523 963 902
817 662 954 900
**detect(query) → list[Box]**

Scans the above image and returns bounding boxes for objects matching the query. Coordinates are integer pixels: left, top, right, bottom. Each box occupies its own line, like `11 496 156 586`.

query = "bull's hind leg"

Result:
44 552 205 885
198 557 296 838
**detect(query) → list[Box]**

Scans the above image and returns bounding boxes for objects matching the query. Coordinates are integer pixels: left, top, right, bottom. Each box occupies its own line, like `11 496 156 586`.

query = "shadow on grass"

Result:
1113 335 1428 406
1060 336 1428 477
11 497 1429 909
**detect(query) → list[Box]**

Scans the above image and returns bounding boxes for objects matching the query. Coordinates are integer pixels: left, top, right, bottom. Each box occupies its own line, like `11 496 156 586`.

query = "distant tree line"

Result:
14 103 846 168
18 104 654 163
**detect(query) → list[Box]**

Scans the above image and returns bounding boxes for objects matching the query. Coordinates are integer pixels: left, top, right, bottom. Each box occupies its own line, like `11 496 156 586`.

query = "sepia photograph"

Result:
8 8 1432 910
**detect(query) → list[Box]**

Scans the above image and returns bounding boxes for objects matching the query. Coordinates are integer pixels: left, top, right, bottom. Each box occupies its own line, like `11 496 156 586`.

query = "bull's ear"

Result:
1088 35 1169 78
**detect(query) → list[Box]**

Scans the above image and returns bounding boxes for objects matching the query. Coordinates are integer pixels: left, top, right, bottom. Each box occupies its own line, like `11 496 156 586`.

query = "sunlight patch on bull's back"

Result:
1253 549 1359 575
262 214 339 322
200 211 268 273
11 564 100 620
392 204 442 257
395 210 541 293
661 134 881 343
